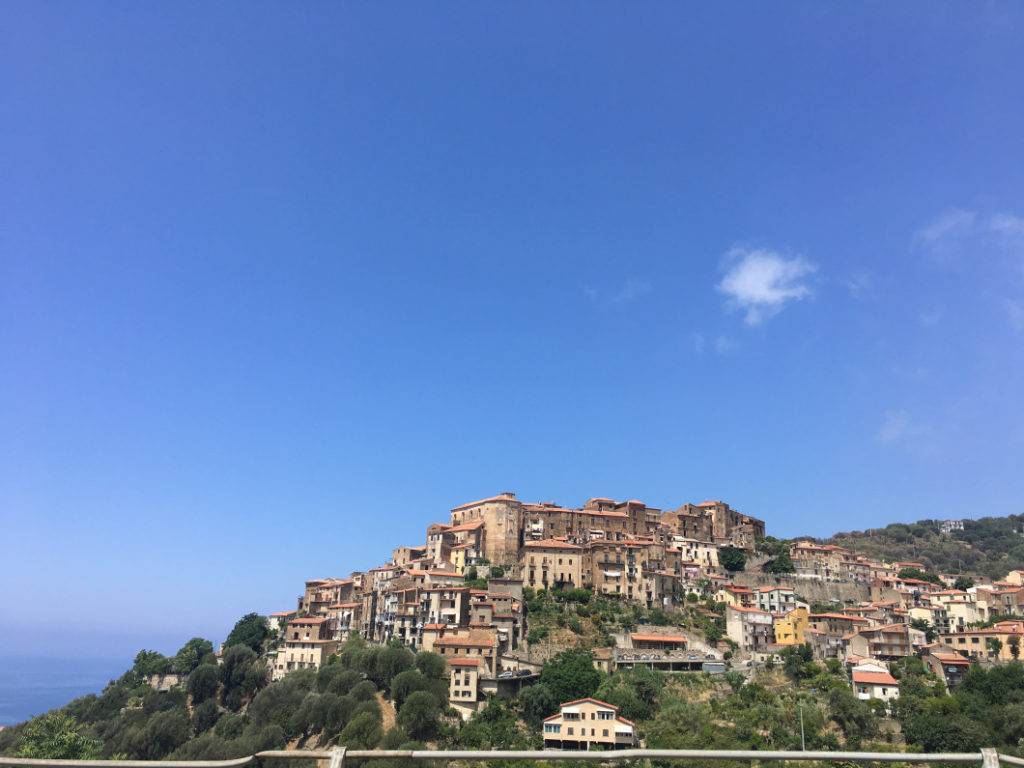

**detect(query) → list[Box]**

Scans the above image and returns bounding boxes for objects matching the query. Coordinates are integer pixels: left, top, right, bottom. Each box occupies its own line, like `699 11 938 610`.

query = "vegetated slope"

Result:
823 514 1024 580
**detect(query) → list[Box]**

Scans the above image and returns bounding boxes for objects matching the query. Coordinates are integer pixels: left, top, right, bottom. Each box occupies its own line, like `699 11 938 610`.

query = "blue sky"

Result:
2 2 1023 657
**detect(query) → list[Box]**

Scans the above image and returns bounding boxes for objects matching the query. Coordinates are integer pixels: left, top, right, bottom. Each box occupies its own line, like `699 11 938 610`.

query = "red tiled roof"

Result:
448 658 479 667
631 634 687 644
448 520 486 532
435 632 497 648
525 539 582 550
852 670 898 686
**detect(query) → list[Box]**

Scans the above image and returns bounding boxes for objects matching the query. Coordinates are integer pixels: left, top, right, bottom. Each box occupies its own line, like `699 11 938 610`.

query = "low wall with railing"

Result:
1 746 1020 768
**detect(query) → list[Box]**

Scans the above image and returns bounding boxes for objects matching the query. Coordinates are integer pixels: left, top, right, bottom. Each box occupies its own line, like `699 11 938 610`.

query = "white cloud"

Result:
1006 299 1024 332
613 279 651 303
914 209 1024 264
990 212 1024 237
876 410 929 444
913 209 976 248
846 271 874 301
715 335 735 354
717 247 817 325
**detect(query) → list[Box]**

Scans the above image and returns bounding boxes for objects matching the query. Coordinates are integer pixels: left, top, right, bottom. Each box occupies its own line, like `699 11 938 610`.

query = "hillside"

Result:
821 514 1024 580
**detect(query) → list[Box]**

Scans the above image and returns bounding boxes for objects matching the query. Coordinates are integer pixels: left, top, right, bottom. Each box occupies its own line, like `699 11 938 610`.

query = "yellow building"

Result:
774 606 809 645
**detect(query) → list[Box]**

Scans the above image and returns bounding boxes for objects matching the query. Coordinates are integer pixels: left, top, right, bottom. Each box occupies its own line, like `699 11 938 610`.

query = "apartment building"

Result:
726 605 774 649
542 698 638 750
272 617 338 681
523 539 583 590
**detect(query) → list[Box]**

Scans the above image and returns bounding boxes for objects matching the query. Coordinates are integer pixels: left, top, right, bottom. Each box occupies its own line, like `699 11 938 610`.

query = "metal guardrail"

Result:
0 748 1012 768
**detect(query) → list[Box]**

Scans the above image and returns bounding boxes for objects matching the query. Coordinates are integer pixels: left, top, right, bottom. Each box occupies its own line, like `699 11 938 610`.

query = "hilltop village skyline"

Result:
261 490 1016 720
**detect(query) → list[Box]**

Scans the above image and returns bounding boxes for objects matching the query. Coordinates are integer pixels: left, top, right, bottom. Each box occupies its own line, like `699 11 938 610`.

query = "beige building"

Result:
272 616 339 680
542 698 638 750
448 658 481 718
449 494 524 565
523 539 583 590
726 605 774 649
940 620 1024 661
433 629 498 676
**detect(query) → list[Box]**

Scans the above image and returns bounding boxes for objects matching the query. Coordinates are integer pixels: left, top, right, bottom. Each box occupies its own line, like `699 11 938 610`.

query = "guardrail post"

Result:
981 749 999 768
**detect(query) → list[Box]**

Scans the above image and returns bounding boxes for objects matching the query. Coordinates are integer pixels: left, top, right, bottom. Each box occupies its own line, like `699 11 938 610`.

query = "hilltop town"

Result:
265 492 1024 718
7 493 1024 761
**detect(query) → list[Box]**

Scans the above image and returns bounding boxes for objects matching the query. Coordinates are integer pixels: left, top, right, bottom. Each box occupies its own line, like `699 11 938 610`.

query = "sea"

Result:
0 656 130 727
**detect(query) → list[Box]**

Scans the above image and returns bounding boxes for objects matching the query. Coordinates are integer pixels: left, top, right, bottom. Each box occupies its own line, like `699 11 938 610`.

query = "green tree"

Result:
987 637 1004 658
397 690 441 741
218 645 266 710
376 641 415 689
540 648 602 705
174 637 215 674
910 618 938 643
132 649 172 678
1009 635 1021 660
904 712 988 752
719 546 747 572
954 576 975 591
519 682 557 727
224 613 270 652
191 698 221 734
17 713 100 759
390 670 431 710
897 567 943 586
189 664 220 703
339 711 382 749
764 551 796 574
414 651 445 679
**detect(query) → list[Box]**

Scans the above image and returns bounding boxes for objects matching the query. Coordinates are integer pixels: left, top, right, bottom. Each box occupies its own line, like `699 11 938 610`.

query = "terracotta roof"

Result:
290 617 329 624
525 539 583 550
269 611 295 617
852 670 898 686
435 631 497 648
448 520 486 532
932 653 969 664
631 633 687 644
428 570 464 578
448 658 480 667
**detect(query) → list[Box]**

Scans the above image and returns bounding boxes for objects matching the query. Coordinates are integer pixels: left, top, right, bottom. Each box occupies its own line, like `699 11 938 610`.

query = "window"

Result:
567 727 573 735
603 729 609 737
598 711 613 720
